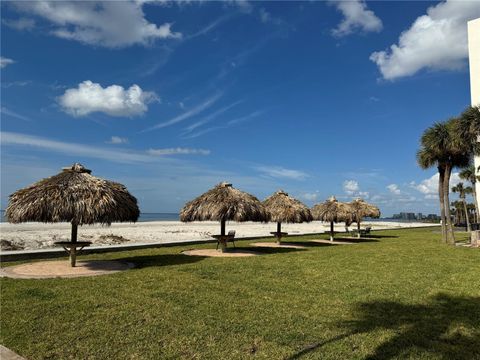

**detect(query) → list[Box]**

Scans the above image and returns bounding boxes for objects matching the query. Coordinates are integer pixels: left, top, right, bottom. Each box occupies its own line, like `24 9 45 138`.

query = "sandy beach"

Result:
0 220 439 251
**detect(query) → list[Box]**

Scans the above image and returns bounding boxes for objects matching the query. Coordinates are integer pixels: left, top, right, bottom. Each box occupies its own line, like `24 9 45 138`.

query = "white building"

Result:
468 18 480 213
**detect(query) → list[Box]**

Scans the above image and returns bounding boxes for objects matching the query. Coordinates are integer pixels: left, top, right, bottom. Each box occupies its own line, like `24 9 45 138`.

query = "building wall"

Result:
468 18 480 216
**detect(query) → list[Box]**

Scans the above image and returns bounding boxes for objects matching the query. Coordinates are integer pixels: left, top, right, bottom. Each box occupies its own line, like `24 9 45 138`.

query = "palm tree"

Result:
450 201 463 225
417 119 471 244
459 165 480 223
417 122 454 243
452 182 473 231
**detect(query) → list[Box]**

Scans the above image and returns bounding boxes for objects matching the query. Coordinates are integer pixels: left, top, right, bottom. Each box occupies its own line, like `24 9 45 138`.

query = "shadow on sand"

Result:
286 293 480 359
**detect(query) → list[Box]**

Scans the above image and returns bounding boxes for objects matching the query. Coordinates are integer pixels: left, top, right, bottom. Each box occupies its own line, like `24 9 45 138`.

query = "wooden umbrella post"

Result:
357 221 361 238
277 222 282 244
70 222 78 267
219 219 227 252
330 221 334 241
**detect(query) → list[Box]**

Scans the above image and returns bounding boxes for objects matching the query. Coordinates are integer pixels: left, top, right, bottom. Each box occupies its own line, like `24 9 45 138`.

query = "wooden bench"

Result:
351 226 372 237
214 230 236 250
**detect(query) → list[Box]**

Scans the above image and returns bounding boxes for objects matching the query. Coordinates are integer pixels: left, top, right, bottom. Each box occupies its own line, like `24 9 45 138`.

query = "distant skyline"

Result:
1 1 480 216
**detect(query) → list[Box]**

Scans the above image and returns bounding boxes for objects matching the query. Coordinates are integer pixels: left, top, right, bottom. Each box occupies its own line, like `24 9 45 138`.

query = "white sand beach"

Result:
0 220 439 251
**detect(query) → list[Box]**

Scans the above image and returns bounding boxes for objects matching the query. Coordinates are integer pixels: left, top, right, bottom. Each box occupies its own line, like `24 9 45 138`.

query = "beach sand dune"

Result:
0 221 437 251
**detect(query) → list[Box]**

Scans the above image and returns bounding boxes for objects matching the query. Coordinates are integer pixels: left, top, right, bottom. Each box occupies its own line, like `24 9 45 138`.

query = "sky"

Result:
1 0 480 216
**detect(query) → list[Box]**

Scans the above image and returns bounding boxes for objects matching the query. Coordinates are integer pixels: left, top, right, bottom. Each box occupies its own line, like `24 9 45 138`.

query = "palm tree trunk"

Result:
330 221 334 241
438 167 447 243
463 198 471 231
472 186 480 224
357 220 361 238
444 165 456 244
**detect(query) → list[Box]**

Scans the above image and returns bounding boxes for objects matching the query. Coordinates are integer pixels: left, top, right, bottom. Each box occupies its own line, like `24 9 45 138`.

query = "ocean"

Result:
0 211 179 223
0 210 432 223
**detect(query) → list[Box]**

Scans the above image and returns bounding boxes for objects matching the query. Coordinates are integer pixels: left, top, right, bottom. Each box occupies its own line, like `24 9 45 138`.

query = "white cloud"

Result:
343 179 369 199
256 165 308 180
58 81 158 117
2 17 35 31
301 191 320 202
106 136 129 144
387 184 401 195
0 57 15 68
330 0 383 37
10 1 181 48
411 172 461 197
143 92 222 131
147 148 210 156
370 0 480 80
343 180 359 194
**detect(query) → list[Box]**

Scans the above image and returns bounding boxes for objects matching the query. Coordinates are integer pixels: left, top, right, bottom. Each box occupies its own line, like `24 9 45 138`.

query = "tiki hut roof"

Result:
5 163 140 225
263 190 312 223
311 196 352 223
180 182 269 223
348 198 381 221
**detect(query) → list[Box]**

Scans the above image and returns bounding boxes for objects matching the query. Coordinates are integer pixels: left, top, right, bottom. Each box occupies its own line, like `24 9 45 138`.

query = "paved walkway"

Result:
0 345 27 360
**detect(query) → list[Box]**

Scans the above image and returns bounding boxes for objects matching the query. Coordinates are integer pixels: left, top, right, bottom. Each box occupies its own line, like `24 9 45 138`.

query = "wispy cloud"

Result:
183 100 243 134
256 165 308 180
184 110 263 139
2 17 35 31
147 148 210 156
1 132 211 164
187 14 232 39
1 80 32 88
106 136 129 144
1 107 30 121
0 57 15 68
142 92 223 132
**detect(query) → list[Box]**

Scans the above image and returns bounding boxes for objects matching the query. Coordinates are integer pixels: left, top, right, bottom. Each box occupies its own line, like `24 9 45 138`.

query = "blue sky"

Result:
1 0 479 216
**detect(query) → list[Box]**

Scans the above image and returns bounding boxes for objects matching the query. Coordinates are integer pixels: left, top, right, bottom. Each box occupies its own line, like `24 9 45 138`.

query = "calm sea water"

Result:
0 210 429 223
0 211 179 223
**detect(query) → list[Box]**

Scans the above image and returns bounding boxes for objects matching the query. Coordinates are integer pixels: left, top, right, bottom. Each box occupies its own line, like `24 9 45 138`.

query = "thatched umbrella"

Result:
180 182 269 252
348 198 381 238
263 190 312 243
311 196 352 241
5 163 139 266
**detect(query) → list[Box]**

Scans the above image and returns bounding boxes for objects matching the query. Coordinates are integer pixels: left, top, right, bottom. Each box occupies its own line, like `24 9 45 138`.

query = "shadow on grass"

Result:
284 241 338 247
363 234 398 239
244 246 306 255
115 253 206 269
287 293 480 359
333 237 379 243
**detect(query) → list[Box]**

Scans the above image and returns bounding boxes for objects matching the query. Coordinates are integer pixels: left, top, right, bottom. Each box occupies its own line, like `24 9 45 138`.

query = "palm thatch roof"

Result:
6 163 140 225
180 182 269 222
311 196 352 223
348 198 381 222
263 190 312 223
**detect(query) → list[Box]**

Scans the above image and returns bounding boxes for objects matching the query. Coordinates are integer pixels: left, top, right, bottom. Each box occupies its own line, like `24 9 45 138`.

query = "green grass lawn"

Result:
1 228 479 359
